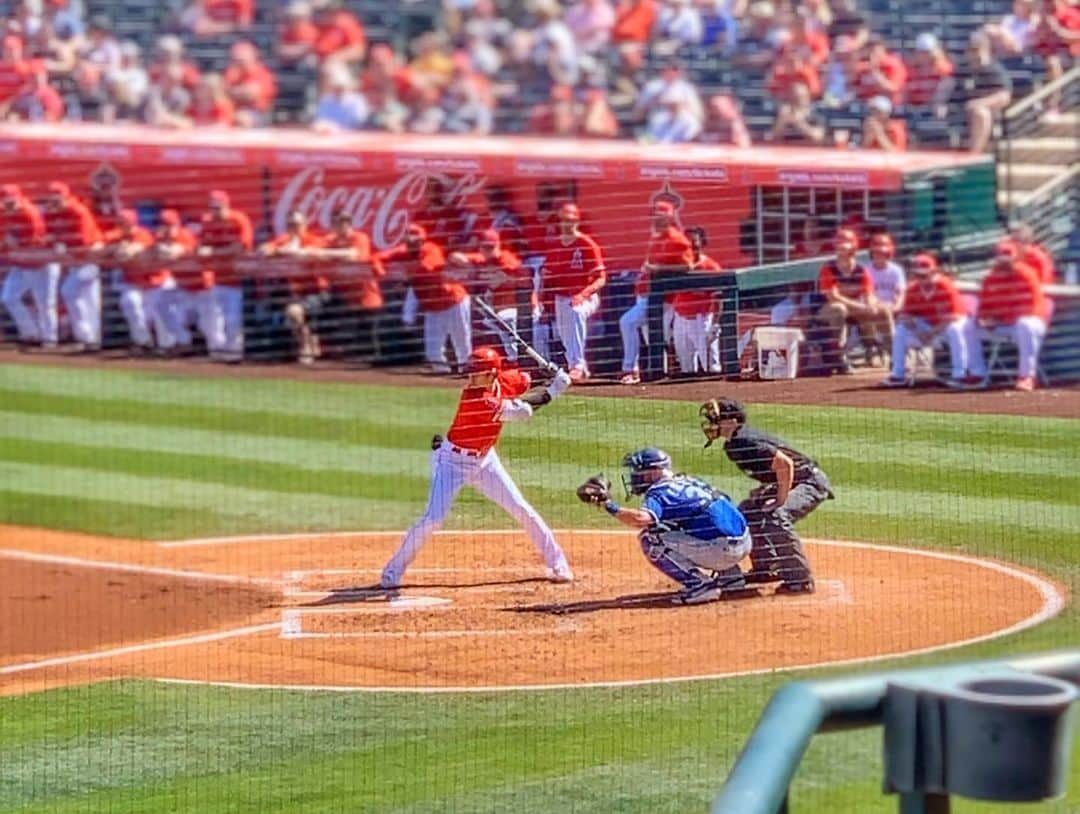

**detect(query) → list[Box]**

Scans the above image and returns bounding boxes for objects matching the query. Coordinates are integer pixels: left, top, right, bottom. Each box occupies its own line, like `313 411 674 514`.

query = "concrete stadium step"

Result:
1002 137 1080 165
997 163 1062 191
1038 112 1080 139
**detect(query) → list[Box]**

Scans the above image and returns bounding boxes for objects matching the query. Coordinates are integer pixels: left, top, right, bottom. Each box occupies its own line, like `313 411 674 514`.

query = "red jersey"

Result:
978 264 1045 325
1000 239 1056 284
264 229 324 296
522 212 559 256
901 274 964 326
819 261 872 301
205 0 253 25
376 240 465 311
43 200 102 251
0 59 28 102
314 11 366 60
224 63 276 111
321 230 381 309
904 56 954 107
200 209 253 287
638 225 693 296
108 226 156 286
672 255 723 318
864 119 908 151
856 53 908 104
0 198 44 255
543 231 605 298
445 368 532 455
459 249 526 309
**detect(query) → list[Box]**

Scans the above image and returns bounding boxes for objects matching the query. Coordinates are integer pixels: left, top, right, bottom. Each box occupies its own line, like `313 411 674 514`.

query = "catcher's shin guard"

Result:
639 532 709 588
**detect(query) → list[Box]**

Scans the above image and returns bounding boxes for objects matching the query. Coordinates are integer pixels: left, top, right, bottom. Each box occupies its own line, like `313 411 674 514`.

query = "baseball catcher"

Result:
579 448 754 605
699 397 833 594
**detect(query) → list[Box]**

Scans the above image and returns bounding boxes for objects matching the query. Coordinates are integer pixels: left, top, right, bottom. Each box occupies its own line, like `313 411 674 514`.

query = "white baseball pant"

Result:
216 284 244 356
672 312 717 374
59 263 101 345
424 297 472 369
890 317 981 380
973 316 1047 379
31 264 61 344
380 443 570 586
619 295 648 372
2 268 38 341
119 283 174 348
157 287 198 349
554 293 599 372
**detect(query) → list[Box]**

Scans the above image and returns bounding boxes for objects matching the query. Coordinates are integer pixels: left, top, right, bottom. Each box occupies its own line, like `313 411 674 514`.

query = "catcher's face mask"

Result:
621 449 671 497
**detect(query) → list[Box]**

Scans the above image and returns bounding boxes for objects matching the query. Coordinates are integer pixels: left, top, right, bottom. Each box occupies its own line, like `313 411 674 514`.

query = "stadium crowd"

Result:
0 0 1074 150
0 175 1063 391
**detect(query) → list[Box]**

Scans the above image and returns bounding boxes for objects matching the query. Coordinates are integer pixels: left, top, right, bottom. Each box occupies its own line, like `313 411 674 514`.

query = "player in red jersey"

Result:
379 345 574 588
0 183 46 347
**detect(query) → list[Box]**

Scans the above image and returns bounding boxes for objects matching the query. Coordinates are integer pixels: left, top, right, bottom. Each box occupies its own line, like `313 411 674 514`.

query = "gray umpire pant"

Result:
738 469 833 584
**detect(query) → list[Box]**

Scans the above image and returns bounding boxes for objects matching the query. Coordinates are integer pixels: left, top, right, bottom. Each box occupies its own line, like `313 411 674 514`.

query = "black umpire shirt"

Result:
723 425 819 485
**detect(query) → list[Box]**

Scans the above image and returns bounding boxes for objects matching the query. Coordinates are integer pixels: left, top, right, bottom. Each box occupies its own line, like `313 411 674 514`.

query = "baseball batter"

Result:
0 184 46 347
379 346 574 588
541 203 606 382
577 448 753 604
699 397 831 593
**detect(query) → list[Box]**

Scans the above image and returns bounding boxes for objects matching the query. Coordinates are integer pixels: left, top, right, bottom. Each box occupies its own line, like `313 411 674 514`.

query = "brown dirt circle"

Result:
0 526 1065 696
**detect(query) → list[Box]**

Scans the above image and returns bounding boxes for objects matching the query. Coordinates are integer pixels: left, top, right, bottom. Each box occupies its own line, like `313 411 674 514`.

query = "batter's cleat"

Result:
879 375 910 388
775 579 816 595
548 564 575 583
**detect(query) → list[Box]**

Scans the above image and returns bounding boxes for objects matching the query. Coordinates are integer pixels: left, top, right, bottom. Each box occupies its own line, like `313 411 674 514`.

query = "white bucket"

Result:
755 326 804 380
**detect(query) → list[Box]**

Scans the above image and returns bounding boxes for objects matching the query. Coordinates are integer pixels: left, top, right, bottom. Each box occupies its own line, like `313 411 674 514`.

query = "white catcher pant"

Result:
2 267 40 341
973 316 1047 379
59 263 101 345
381 444 570 585
619 295 648 372
424 297 472 369
891 317 981 380
554 293 599 372
673 312 718 374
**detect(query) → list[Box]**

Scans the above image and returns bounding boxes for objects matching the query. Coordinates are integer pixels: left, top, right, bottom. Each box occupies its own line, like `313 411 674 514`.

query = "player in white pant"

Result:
148 210 198 353
541 203 606 382
619 201 692 384
380 346 574 588
101 209 157 352
881 253 984 388
0 183 47 346
196 190 253 361
41 182 104 350
448 229 528 361
669 226 723 376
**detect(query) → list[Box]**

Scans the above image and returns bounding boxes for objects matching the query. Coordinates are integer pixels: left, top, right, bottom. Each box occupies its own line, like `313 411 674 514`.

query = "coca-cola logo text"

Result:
274 168 487 249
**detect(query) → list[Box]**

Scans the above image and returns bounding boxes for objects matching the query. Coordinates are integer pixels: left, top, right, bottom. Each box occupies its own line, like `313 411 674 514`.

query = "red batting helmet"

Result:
466 345 504 374
558 202 581 222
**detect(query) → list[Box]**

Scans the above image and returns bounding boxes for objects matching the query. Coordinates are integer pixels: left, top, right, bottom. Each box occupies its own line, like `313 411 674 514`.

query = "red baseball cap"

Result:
208 189 230 207
159 208 180 226
558 202 581 221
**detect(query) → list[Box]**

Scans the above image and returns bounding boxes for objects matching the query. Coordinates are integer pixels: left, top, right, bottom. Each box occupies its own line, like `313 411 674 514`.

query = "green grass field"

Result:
0 362 1077 813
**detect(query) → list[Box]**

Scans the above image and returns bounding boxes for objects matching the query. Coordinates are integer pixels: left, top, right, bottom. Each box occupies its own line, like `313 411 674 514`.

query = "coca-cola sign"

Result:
274 168 487 249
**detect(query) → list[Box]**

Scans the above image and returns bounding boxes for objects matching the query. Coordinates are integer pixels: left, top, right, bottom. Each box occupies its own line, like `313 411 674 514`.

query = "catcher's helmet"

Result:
465 345 504 374
621 447 672 496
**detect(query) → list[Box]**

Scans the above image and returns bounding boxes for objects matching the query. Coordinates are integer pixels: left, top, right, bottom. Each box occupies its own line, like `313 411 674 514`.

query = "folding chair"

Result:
978 328 1051 388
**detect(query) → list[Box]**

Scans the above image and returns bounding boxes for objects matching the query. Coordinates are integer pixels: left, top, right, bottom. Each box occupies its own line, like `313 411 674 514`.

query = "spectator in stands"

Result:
142 63 192 128
74 15 120 119
801 0 833 33
4 60 64 121
783 10 830 69
565 0 616 55
442 51 494 134
821 33 860 108
187 73 235 126
361 42 413 101
463 26 504 79
1033 0 1080 118
612 0 658 44
148 36 200 92
855 36 907 105
580 86 619 136
812 229 878 374
462 0 514 49
768 47 822 103
196 189 253 361
903 32 956 118
826 0 869 51
654 0 704 48
0 36 29 109
223 41 277 127
410 31 454 91
768 80 826 144
880 253 983 389
314 208 379 359
733 1 780 70
963 30 1013 153
179 0 253 38
644 87 703 142
608 42 646 114
695 0 740 51
699 93 751 147
103 41 149 122
311 0 366 67
862 232 905 365
26 15 81 83
530 0 580 86
364 82 408 132
260 208 325 364
526 82 578 135
276 1 319 69
860 95 907 151
1004 221 1057 284
312 64 368 131
633 58 702 126
972 241 1047 391
986 0 1040 57
407 83 447 133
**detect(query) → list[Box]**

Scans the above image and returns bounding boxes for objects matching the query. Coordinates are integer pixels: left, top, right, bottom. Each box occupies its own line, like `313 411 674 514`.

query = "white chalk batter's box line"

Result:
280 606 582 640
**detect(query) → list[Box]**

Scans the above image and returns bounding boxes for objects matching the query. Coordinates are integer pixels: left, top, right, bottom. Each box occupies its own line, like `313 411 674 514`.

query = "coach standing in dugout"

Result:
698 397 832 594
197 189 253 363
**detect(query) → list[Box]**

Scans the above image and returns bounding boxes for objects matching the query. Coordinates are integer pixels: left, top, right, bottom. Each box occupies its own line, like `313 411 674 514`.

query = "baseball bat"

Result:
472 296 558 374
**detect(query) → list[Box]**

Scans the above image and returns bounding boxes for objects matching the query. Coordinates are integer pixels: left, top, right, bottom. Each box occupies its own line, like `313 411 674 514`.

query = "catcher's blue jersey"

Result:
642 476 748 541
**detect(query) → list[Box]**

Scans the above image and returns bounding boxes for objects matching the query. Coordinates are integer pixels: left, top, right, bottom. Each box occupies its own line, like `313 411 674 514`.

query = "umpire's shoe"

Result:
775 579 816 595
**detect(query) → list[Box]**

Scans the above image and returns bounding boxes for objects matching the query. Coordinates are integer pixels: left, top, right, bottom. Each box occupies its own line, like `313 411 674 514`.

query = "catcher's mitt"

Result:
576 475 612 505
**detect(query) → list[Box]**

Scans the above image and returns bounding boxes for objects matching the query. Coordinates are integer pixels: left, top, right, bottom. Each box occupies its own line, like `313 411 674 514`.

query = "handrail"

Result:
712 650 1080 814
1004 64 1080 120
